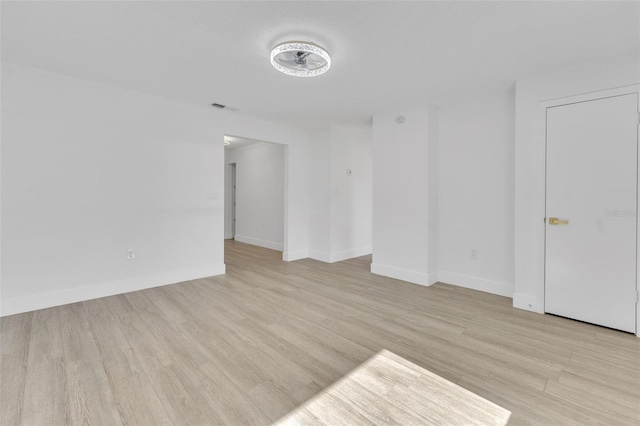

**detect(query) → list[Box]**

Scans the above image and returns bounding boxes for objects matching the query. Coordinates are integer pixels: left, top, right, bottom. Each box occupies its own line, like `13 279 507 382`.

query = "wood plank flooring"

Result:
2 239 639 425
276 349 511 425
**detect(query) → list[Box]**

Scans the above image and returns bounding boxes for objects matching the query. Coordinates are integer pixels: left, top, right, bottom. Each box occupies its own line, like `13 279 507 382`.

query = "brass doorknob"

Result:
548 217 569 225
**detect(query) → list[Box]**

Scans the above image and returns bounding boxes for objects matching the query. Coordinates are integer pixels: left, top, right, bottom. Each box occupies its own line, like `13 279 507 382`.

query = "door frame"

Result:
536 85 639 336
223 136 289 256
230 163 237 238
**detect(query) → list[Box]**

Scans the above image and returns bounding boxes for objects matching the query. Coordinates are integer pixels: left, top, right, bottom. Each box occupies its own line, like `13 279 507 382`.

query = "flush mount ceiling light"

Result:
270 41 331 77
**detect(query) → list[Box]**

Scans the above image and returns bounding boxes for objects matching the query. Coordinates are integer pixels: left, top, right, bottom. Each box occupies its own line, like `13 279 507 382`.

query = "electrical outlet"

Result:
470 249 478 260
127 249 135 260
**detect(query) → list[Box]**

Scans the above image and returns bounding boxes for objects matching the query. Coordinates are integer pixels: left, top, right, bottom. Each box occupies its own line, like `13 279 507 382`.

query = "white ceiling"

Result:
2 1 638 129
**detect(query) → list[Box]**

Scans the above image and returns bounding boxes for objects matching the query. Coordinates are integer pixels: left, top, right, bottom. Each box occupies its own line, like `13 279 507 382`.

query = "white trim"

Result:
637 89 640 338
438 271 514 298
283 249 308 262
513 293 542 313
309 250 331 263
428 272 438 286
234 235 283 251
282 144 291 259
0 264 226 317
370 263 432 287
636 85 640 337
535 84 640 337
309 246 372 264
328 246 372 263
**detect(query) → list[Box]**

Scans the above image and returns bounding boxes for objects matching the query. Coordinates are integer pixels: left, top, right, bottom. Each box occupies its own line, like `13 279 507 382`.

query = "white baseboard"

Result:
370 263 433 287
309 250 331 263
428 272 438 286
234 235 283 251
329 246 372 263
283 250 309 262
513 293 543 313
437 271 513 298
309 246 372 263
0 263 226 317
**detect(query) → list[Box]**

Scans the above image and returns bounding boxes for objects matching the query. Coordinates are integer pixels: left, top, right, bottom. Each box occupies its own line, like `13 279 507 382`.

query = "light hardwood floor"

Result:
1 240 639 425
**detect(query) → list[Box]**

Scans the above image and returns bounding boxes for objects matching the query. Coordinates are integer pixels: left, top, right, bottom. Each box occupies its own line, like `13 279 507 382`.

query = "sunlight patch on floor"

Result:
274 349 511 425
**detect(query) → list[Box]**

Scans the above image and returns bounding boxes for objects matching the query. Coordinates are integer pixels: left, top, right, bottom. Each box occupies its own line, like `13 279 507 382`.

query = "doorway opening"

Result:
229 163 236 238
224 135 287 261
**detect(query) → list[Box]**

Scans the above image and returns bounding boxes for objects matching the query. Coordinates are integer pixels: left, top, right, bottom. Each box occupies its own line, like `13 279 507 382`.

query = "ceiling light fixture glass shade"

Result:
270 41 331 77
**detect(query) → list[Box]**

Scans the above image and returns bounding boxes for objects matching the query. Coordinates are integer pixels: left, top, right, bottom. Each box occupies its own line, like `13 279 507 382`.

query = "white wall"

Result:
225 142 285 251
514 53 639 314
308 125 372 262
1 62 309 316
308 128 332 259
329 125 373 261
371 53 639 306
437 90 516 297
371 105 437 286
428 109 439 281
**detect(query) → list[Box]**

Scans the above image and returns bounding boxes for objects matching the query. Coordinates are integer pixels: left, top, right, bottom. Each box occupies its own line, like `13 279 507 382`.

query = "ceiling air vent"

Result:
211 103 226 109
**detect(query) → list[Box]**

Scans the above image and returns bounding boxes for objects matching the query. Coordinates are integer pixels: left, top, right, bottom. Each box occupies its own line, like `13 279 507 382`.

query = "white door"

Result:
231 163 237 238
545 93 638 333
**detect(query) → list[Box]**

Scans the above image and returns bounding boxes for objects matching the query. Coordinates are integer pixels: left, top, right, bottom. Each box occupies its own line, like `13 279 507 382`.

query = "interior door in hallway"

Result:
545 92 638 333
231 163 237 237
